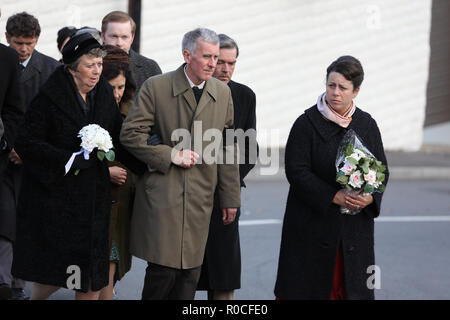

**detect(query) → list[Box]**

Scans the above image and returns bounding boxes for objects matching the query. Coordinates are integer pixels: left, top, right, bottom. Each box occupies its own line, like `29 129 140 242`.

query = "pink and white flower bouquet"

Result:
335 129 386 215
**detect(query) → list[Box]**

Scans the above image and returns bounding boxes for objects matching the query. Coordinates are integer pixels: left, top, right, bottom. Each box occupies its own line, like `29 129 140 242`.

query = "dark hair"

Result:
218 34 239 58
57 26 76 51
326 56 364 90
6 12 41 38
102 45 136 104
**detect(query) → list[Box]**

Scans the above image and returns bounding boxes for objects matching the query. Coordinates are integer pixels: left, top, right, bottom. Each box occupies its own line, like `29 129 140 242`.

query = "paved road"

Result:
28 178 450 300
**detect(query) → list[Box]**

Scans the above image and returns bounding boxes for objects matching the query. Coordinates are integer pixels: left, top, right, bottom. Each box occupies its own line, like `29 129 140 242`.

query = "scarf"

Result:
316 92 355 128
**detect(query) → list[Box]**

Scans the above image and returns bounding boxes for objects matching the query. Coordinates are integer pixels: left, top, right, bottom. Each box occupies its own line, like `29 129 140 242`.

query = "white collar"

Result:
21 52 33 68
184 65 205 89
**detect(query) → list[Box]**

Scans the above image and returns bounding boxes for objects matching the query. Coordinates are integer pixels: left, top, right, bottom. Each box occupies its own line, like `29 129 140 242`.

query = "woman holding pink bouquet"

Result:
275 56 389 300
11 33 143 300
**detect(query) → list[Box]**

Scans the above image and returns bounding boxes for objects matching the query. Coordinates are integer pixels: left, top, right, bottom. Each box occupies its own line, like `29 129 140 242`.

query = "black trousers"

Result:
141 262 201 300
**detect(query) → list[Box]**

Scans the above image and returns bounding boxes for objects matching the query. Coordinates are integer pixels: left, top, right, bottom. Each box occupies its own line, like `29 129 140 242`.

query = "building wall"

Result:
0 0 432 151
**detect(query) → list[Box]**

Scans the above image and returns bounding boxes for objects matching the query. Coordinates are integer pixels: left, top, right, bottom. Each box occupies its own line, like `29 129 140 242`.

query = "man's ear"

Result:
5 32 11 44
183 49 191 64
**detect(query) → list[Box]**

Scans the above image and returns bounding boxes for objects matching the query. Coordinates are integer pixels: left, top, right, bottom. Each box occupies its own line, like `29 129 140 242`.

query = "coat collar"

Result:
41 66 113 128
172 64 218 117
305 105 370 142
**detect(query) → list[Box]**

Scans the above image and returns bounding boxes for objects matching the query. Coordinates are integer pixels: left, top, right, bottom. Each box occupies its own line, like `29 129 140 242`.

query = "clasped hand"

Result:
333 189 373 211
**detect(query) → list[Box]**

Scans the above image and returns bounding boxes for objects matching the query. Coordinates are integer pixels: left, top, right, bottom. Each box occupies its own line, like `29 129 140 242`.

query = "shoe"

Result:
0 286 12 300
10 288 30 300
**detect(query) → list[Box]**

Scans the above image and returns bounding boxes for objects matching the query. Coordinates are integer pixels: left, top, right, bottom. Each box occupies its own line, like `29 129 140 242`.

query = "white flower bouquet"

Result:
335 129 386 215
74 124 115 175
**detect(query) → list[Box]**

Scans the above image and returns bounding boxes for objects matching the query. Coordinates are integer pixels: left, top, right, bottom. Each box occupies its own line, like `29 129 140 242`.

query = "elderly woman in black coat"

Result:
274 56 389 300
11 33 142 300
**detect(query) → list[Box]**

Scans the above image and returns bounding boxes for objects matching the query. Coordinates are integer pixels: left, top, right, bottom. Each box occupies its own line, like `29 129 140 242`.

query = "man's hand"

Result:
8 148 22 165
171 149 199 168
222 208 237 225
109 166 127 185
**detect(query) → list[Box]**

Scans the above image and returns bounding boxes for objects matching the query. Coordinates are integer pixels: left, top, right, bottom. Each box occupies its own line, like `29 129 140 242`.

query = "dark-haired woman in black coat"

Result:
274 56 389 300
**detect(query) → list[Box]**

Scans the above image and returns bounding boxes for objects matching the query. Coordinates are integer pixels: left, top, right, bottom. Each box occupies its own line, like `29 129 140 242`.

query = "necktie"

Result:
20 64 25 73
192 86 203 104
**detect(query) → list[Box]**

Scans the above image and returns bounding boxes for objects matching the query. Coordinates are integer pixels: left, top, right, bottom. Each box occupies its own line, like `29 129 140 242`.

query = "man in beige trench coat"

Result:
120 28 241 300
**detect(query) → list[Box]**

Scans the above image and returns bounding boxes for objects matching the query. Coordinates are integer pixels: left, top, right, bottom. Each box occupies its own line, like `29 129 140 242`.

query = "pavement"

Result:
247 122 450 181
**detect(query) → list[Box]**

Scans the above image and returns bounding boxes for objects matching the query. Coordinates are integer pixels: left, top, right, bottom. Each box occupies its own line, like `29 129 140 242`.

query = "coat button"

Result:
348 246 355 252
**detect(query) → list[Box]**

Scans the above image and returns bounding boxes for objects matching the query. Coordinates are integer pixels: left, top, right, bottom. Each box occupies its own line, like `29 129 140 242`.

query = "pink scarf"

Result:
316 92 355 128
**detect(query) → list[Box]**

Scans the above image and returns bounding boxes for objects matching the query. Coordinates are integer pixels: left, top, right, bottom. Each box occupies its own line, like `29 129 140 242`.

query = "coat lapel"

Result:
194 78 217 120
42 67 87 128
172 65 196 112
20 51 41 84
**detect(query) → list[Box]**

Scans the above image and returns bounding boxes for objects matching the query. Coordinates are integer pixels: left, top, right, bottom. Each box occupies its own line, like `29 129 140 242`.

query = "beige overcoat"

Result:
120 64 241 269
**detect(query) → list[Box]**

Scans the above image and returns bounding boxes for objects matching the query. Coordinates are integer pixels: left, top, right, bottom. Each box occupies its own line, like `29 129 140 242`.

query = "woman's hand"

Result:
332 189 348 207
109 166 127 185
345 192 373 211
333 189 373 211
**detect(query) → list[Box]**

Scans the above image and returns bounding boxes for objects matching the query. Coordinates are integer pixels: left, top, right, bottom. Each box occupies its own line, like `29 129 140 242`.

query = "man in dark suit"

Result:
197 34 258 300
0 9 25 301
0 12 59 300
101 11 162 91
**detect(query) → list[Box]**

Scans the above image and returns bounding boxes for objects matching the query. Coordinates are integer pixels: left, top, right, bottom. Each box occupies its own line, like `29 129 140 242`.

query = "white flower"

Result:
364 169 377 185
78 124 113 153
340 161 356 175
349 170 364 189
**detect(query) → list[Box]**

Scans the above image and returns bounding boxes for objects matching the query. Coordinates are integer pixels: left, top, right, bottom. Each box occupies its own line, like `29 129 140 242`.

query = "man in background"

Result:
197 33 257 300
101 11 162 91
1 11 59 300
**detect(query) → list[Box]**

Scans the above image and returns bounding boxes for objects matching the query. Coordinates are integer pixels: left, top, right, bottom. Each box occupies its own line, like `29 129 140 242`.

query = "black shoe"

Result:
0 286 12 300
10 288 29 300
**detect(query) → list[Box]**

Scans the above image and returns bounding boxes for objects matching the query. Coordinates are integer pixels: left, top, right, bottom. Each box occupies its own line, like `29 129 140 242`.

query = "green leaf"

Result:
336 174 349 185
364 183 374 194
74 169 80 176
105 150 115 162
376 172 385 182
97 150 105 161
344 143 354 157
378 184 386 192
347 157 358 166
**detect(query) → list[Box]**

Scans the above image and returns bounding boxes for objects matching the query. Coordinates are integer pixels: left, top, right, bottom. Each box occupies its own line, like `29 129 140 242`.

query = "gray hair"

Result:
66 47 106 71
182 28 219 55
218 34 239 58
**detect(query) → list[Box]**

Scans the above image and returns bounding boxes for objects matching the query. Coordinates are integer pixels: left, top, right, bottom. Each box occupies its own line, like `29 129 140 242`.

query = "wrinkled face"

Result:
325 71 360 115
213 47 237 84
69 55 103 94
184 40 219 85
101 22 134 53
108 73 126 104
6 34 38 62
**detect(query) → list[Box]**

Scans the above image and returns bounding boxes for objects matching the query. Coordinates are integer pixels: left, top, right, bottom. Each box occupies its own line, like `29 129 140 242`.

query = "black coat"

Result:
0 44 24 240
0 49 59 242
274 105 389 300
11 66 141 292
129 49 162 91
0 44 24 177
20 50 60 111
197 80 257 291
